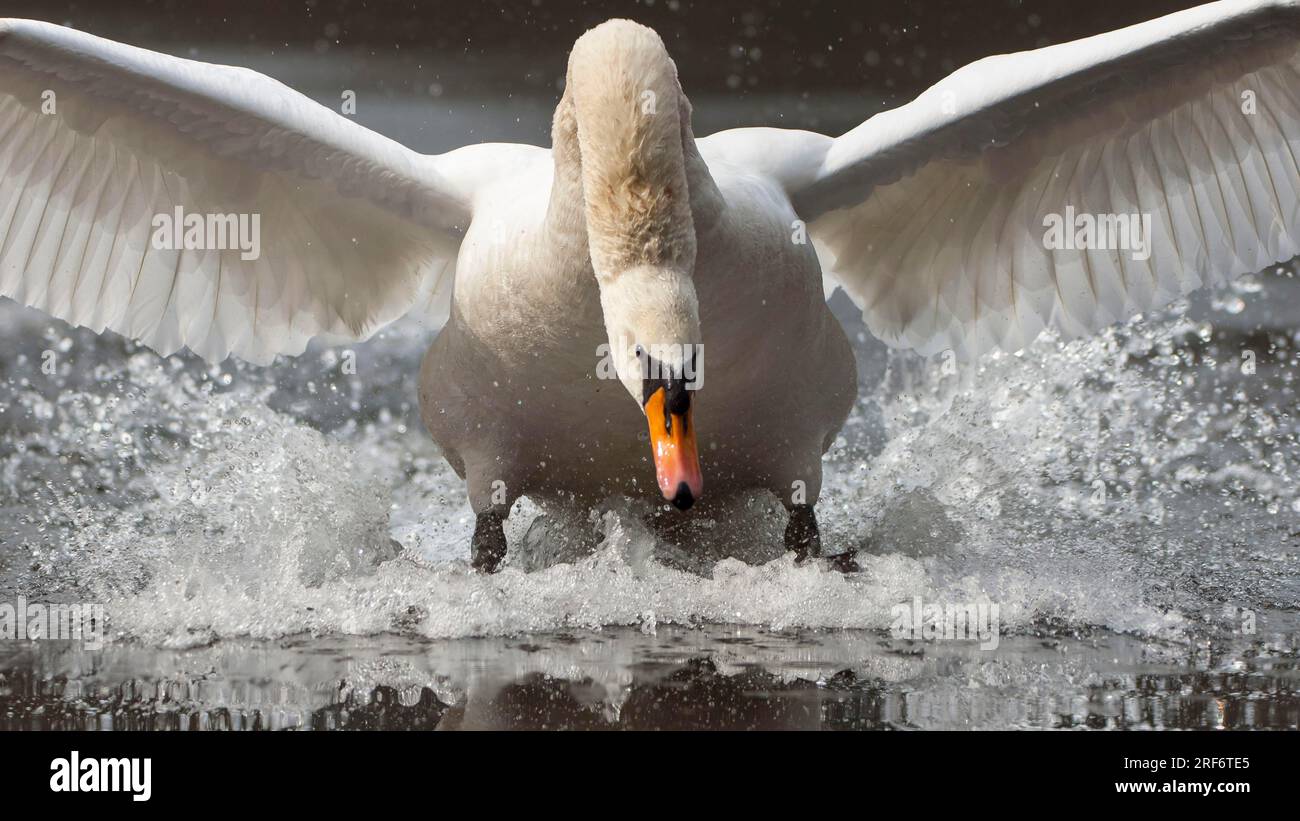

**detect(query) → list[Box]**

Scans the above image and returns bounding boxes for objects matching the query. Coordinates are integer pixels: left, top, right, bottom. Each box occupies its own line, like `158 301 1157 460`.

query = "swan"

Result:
1 1 1299 572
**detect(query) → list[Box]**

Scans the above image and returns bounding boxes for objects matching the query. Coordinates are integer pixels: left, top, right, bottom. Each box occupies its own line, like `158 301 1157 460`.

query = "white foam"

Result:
4 277 1295 647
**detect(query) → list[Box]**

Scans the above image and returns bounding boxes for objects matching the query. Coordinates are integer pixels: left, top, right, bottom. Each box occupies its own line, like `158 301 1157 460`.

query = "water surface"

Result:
1 87 1297 731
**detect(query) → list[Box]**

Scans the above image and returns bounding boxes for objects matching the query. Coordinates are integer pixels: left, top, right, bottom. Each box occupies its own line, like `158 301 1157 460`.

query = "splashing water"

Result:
1 267 1297 650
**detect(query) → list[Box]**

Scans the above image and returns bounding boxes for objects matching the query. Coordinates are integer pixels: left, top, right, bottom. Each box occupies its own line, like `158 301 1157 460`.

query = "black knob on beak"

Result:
665 381 691 417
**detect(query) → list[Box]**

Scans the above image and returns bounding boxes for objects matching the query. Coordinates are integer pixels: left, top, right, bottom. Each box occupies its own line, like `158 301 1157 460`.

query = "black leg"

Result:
784 504 821 560
472 509 508 573
784 504 859 573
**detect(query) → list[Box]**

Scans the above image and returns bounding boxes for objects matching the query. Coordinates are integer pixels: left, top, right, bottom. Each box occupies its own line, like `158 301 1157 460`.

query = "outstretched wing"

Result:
704 0 1300 358
0 18 482 364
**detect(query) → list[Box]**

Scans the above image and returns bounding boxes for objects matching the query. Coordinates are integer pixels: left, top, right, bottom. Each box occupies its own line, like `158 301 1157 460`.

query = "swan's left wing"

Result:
0 19 485 365
705 0 1300 358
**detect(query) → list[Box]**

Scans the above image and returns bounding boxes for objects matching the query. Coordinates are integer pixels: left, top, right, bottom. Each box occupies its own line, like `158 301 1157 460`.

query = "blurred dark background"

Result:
0 0 1210 148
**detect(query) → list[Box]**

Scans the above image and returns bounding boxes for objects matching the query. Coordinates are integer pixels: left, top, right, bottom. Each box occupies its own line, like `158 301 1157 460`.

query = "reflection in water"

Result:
1 626 1294 731
314 686 450 731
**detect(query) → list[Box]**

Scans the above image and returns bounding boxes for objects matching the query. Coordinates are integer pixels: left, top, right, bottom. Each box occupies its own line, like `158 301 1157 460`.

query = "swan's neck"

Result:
550 20 721 278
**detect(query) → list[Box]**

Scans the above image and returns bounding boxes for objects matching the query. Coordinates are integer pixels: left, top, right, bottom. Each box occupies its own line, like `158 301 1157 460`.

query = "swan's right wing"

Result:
706 0 1300 359
0 19 495 365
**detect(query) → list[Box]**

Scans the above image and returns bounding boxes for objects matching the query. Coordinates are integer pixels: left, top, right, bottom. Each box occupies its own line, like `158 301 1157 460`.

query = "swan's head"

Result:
597 265 703 510
568 19 705 510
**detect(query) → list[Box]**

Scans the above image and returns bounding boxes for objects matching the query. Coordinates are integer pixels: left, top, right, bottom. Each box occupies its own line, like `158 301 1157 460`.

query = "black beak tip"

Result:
671 482 695 511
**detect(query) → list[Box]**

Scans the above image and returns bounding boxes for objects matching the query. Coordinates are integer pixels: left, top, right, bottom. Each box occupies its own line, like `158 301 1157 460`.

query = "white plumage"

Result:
4 2 1298 365
0 19 472 364
2 2 1299 569
705 0 1300 358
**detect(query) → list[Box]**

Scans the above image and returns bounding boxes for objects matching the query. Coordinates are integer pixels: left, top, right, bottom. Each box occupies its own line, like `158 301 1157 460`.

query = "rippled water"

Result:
1 626 1295 731
1 80 1298 727
2 266 1297 729
4 271 1299 627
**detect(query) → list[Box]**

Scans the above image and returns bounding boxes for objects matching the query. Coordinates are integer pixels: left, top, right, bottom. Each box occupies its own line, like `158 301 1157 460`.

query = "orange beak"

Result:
644 386 702 510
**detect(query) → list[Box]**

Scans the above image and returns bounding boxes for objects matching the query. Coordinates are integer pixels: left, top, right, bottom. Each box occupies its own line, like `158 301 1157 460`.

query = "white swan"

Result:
1 1 1299 571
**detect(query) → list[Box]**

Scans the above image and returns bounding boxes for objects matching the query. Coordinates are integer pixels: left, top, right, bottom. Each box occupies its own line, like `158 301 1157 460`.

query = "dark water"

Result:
2 625 1295 731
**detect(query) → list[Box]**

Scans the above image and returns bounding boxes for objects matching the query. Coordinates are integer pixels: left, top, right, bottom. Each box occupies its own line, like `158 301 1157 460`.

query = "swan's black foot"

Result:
824 552 862 574
784 504 821 560
472 509 508 573
785 505 860 573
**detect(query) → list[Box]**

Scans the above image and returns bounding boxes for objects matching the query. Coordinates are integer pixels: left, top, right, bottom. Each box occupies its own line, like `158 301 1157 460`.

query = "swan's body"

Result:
419 142 855 514
3 1 1300 570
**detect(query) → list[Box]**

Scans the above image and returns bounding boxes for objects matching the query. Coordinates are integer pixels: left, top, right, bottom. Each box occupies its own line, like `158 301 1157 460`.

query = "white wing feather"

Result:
705 0 1300 359
0 18 479 364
